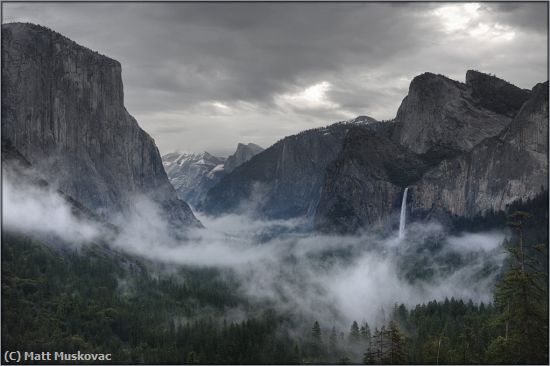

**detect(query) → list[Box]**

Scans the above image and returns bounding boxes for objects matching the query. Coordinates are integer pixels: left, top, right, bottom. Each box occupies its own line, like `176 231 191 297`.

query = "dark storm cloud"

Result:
3 2 547 155
484 2 548 33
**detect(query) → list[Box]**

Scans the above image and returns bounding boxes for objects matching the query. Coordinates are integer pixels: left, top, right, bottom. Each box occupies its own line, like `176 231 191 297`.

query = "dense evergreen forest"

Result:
2 193 548 364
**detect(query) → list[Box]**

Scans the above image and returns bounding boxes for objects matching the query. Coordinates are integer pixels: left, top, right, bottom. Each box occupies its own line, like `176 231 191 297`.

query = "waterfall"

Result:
398 187 409 239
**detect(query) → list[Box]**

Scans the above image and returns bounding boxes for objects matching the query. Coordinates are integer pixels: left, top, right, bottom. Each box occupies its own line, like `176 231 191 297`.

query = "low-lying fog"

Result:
3 174 507 329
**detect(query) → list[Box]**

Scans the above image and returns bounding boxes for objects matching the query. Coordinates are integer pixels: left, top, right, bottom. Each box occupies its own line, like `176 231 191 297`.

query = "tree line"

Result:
2 206 547 364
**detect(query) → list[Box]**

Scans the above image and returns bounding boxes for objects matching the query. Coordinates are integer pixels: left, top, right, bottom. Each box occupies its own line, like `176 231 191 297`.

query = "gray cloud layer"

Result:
3 2 547 155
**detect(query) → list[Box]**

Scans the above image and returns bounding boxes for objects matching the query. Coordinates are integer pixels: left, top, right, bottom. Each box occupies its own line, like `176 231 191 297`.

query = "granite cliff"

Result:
409 81 548 219
201 116 378 218
314 123 433 233
224 143 264 174
162 143 263 208
315 72 547 233
1 23 201 228
392 71 531 157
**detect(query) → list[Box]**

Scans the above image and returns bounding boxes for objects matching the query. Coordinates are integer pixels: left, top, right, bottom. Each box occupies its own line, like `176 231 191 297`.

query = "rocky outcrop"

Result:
392 72 530 157
1 23 201 228
224 143 264 174
410 81 548 218
162 151 226 208
314 123 432 233
465 70 532 117
163 143 264 208
201 118 379 218
315 72 546 233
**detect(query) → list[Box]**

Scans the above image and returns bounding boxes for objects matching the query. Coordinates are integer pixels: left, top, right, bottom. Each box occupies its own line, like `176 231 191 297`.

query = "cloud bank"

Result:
3 2 547 155
2 176 507 329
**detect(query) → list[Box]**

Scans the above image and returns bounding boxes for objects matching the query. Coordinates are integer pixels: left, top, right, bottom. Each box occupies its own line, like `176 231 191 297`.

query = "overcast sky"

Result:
3 2 548 156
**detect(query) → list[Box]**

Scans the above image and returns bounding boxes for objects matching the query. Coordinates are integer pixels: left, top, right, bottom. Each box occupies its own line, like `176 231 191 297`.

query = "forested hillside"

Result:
3 194 547 364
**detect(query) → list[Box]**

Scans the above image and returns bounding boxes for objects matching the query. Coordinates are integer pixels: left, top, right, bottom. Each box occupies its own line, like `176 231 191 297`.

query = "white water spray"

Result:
398 187 408 239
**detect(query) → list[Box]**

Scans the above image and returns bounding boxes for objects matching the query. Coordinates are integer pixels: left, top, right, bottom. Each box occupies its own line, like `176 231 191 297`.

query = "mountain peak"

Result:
408 72 464 96
465 69 531 117
224 143 264 174
345 115 379 125
236 142 263 151
2 22 120 67
465 69 504 85
394 70 521 155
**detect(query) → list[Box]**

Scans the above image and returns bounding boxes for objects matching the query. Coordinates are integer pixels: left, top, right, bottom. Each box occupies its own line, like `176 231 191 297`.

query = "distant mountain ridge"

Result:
200 117 383 218
3 23 546 235
1 22 201 229
162 151 226 208
200 70 547 233
224 143 264 173
162 143 264 208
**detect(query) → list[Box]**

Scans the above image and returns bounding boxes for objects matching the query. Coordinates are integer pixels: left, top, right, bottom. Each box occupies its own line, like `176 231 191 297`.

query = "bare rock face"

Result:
410 81 548 218
314 123 430 233
465 70 532 117
314 71 546 233
163 142 264 208
201 119 378 218
392 72 530 156
1 23 201 228
162 151 226 208
224 143 264 174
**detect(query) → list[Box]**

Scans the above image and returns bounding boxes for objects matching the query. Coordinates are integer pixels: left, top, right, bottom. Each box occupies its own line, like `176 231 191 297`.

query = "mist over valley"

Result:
1 5 548 364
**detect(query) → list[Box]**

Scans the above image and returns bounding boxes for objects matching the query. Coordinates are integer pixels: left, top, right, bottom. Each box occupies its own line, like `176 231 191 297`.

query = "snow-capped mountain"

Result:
162 152 226 208
163 143 264 208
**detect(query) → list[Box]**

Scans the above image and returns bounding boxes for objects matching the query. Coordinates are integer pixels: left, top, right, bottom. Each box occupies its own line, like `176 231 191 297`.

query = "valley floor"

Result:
2 193 548 364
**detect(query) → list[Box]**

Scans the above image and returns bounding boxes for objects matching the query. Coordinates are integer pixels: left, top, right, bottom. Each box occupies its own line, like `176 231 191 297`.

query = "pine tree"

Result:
349 321 360 344
308 321 324 363
387 320 406 364
360 321 371 342
487 212 548 364
365 326 388 364
360 321 372 355
312 321 322 343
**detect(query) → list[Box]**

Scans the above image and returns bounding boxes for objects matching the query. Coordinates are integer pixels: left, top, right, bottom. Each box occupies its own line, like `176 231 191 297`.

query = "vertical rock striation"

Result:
314 123 431 233
410 81 548 218
201 117 378 218
392 72 530 157
2 22 201 228
315 71 546 233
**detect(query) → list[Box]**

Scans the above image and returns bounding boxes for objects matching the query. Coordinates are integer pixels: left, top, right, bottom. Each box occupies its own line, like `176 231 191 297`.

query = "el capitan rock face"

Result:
1 23 201 228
